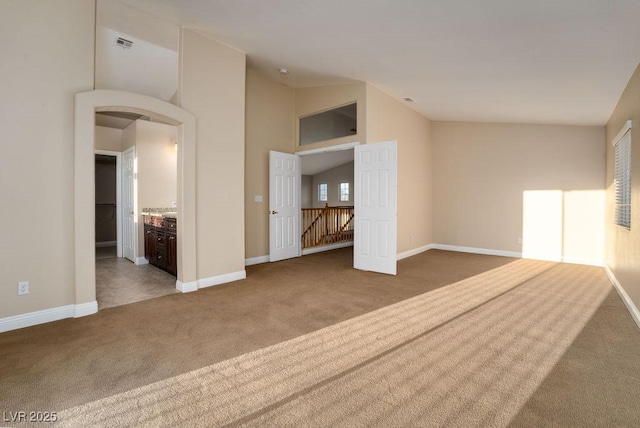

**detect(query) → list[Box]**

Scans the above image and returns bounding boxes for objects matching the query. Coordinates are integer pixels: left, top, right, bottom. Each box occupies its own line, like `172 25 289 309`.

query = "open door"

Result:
354 141 397 275
122 147 136 263
269 151 301 262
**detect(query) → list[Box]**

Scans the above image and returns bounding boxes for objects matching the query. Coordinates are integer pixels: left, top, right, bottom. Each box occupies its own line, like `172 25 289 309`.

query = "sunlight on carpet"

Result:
56 259 611 427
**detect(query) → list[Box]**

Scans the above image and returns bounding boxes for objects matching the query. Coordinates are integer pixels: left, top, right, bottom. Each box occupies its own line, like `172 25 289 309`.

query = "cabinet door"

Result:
155 230 166 269
166 233 177 276
147 228 157 264
144 225 153 260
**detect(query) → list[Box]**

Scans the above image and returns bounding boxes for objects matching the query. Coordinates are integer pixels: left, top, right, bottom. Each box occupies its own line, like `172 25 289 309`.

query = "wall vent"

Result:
115 37 133 49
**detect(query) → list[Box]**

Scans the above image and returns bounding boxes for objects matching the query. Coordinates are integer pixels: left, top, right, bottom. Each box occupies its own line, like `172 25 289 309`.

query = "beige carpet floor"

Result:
1 249 639 426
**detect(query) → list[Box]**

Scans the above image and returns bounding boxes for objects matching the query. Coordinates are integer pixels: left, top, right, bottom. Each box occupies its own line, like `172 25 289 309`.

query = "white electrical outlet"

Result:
517 237 523 245
17 281 29 296
410 235 414 243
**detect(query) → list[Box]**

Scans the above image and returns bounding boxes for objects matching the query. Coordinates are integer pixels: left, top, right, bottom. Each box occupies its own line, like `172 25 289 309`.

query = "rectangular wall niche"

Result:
299 102 357 145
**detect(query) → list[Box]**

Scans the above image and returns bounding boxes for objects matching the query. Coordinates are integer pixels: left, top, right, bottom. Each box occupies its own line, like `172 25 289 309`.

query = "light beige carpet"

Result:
56 259 612 427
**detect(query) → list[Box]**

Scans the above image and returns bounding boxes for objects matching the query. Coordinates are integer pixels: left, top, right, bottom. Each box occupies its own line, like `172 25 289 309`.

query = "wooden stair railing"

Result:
301 204 329 240
301 204 354 249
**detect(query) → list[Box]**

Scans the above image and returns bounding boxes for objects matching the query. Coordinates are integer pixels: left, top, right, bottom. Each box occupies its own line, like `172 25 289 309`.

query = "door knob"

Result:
271 211 279 214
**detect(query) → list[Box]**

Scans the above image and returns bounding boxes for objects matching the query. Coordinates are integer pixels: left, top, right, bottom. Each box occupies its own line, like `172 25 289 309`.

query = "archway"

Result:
74 90 197 316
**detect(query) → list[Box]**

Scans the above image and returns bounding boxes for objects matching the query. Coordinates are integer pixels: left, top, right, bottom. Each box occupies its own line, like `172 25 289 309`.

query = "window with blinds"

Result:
614 123 632 229
318 183 327 202
339 182 349 202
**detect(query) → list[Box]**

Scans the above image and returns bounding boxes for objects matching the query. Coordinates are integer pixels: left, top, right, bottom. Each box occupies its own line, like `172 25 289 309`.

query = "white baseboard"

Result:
135 257 149 266
397 244 435 260
245 255 269 266
177 270 247 293
430 244 522 259
198 270 247 289
176 280 198 293
95 241 117 248
302 241 353 256
0 301 98 333
561 257 603 267
604 265 640 330
74 301 98 317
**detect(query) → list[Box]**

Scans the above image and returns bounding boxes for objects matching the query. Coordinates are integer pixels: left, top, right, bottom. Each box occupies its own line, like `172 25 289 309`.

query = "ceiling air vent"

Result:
115 37 133 49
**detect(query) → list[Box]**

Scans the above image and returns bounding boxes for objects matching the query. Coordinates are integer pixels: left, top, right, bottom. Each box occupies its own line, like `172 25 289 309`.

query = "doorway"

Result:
73 89 198 317
268 141 398 275
94 151 120 260
300 149 355 255
94 112 180 309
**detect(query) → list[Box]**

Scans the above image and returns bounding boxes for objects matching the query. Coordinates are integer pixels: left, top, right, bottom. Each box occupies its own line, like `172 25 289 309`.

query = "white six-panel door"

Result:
269 151 301 262
122 147 136 263
354 141 397 275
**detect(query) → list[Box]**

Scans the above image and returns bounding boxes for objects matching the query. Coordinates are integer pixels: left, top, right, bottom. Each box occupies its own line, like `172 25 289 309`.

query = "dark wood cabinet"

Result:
143 215 177 277
166 232 177 275
145 226 156 263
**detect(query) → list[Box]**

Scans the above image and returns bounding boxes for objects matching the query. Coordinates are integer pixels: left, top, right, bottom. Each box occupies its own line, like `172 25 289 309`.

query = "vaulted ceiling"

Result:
119 0 640 126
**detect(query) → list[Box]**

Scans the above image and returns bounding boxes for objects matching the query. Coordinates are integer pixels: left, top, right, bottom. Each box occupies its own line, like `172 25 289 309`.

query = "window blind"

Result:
614 128 632 229
318 183 327 202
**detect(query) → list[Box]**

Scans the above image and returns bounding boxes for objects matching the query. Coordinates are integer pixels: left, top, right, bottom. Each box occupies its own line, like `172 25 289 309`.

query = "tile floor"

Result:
95 246 178 309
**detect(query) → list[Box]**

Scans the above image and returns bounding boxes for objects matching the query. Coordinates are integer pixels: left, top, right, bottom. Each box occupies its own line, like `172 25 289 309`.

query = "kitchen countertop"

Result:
141 208 177 218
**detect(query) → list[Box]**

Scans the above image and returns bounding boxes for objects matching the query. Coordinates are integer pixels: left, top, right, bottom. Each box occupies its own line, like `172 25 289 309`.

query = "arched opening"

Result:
73 90 197 316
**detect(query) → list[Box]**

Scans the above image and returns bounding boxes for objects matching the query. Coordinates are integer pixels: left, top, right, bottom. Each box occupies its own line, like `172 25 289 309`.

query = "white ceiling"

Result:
95 112 144 129
119 0 640 126
301 149 354 176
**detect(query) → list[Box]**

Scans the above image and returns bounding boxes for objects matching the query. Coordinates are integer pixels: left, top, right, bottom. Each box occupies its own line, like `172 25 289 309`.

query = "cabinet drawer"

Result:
155 251 166 267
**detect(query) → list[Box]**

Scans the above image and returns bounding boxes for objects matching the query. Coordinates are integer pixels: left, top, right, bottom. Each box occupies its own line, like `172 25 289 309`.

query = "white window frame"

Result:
339 182 350 202
613 120 632 230
318 183 328 202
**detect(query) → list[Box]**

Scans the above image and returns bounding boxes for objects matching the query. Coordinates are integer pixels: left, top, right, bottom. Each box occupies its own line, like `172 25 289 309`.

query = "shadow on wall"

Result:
522 190 604 265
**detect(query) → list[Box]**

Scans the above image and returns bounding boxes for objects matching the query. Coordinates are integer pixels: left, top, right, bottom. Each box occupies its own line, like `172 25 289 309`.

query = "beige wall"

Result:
365 84 433 255
179 29 247 279
123 121 136 151
96 0 178 51
0 0 95 318
135 120 177 256
301 175 313 208
95 126 123 152
244 69 295 259
95 0 179 101
605 64 640 310
296 83 366 151
310 162 354 208
246 79 432 259
432 122 605 263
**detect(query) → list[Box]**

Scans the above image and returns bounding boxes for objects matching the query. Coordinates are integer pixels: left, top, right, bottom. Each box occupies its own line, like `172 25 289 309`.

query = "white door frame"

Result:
95 150 122 258
293 142 360 259
74 90 198 316
294 141 360 157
